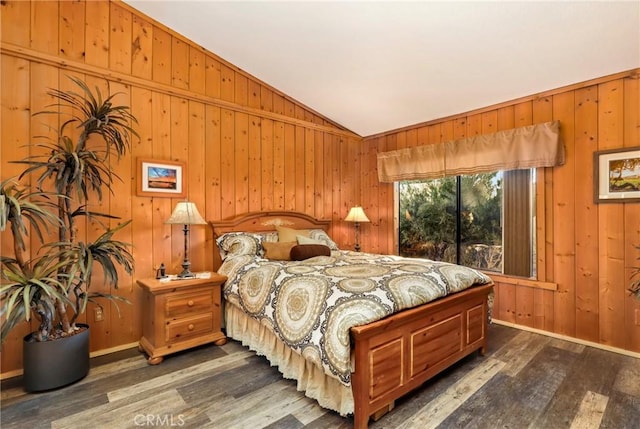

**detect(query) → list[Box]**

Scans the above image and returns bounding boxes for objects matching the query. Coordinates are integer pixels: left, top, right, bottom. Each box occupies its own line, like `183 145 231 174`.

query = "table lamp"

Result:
345 206 370 252
166 201 207 278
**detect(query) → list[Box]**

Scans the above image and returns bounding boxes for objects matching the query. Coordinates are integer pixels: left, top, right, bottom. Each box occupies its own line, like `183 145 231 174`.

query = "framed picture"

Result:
137 158 186 198
594 146 640 203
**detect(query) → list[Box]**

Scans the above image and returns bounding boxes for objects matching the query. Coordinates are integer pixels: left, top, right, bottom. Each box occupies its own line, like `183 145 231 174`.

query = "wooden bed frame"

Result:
210 211 493 428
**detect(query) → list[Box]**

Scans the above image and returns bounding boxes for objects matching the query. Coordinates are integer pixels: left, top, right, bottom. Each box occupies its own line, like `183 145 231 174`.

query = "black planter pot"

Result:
23 324 90 392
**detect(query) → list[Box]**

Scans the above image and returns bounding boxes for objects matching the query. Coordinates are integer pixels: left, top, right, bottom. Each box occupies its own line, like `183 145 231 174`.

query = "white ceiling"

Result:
124 1 640 137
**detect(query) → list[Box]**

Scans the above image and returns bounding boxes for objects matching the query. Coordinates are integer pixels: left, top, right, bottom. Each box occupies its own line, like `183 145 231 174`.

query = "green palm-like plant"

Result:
0 178 61 258
0 251 74 341
0 76 138 343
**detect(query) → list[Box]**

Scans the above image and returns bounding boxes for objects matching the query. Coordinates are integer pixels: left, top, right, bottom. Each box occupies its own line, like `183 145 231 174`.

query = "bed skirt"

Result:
224 303 354 415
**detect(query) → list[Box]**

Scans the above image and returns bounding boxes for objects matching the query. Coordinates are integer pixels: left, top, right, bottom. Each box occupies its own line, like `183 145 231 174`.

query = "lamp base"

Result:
354 222 361 252
176 259 194 278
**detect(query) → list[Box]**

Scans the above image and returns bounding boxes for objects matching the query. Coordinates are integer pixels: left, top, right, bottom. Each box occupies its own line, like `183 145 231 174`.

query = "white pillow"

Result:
296 235 324 245
308 229 340 250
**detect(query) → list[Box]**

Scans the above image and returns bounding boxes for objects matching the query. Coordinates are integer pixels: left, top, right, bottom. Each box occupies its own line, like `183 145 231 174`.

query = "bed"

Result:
210 211 494 428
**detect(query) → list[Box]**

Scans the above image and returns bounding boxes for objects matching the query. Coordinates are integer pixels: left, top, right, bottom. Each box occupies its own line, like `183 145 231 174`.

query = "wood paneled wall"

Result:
1 0 638 377
0 0 363 376
361 70 640 354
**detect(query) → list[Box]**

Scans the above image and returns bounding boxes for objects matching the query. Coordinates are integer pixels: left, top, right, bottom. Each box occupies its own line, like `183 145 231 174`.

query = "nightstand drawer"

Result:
165 290 213 318
137 275 227 365
166 313 213 343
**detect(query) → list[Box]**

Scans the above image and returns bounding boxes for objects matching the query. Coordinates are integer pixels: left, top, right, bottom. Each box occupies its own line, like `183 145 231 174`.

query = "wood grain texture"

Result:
85 4 109 70
362 72 640 356
131 14 153 79
0 0 359 375
59 0 85 62
396 358 505 429
109 2 132 74
151 26 171 84
597 80 627 349
0 54 34 373
31 0 58 54
2 325 638 429
109 80 136 347
552 90 577 338
1 0 29 46
574 85 600 343
623 75 640 353
0 0 638 376
570 391 609 429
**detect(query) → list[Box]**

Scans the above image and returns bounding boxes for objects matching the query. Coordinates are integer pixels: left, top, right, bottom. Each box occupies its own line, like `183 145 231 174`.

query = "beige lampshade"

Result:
345 206 370 223
166 201 207 225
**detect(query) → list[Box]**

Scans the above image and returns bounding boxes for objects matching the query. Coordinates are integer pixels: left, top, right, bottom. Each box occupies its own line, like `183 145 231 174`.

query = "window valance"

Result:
377 121 563 182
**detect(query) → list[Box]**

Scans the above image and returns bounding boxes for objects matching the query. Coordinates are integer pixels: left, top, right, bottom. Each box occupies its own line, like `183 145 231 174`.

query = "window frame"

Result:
393 168 540 280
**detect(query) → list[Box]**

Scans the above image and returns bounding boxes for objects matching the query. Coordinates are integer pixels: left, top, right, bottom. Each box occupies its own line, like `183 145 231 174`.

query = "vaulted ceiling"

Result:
124 1 640 137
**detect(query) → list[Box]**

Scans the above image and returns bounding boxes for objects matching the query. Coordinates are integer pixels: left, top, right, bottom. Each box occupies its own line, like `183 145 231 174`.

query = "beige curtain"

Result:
377 121 563 182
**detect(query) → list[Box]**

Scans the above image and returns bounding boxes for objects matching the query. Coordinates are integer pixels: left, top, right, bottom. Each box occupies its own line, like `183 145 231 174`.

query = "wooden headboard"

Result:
209 211 331 271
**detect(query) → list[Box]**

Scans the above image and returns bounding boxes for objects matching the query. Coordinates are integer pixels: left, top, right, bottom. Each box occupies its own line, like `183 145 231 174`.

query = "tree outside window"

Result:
399 169 535 277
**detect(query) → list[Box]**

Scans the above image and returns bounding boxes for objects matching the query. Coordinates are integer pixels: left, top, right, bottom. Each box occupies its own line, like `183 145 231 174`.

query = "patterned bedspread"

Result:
219 250 492 386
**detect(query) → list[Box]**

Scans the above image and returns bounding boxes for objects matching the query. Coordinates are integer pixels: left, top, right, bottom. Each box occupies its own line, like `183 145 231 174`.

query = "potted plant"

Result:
0 77 137 391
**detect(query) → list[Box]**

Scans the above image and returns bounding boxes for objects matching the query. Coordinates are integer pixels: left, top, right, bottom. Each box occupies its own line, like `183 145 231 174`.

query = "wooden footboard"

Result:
210 211 493 427
350 282 493 429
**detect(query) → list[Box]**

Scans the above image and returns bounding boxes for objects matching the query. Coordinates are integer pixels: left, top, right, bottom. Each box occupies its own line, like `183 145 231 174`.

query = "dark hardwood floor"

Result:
1 324 639 429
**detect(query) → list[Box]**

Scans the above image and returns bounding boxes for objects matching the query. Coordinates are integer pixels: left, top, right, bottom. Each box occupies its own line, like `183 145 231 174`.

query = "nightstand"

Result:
136 274 227 365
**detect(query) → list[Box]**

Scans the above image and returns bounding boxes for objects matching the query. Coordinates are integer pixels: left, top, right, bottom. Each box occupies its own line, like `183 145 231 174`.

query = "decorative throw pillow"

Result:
253 231 279 257
216 232 263 260
290 244 331 261
263 241 297 260
256 231 279 243
308 229 340 250
296 235 324 245
276 225 311 242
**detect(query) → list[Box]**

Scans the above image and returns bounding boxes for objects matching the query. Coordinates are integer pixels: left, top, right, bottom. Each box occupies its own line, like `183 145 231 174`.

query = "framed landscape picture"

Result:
137 158 186 198
594 146 640 203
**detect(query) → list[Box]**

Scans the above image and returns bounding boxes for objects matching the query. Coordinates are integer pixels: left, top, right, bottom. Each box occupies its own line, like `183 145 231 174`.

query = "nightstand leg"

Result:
148 356 164 365
213 338 227 346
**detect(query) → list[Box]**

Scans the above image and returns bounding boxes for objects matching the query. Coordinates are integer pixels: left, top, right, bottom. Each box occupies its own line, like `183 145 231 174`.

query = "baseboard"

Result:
89 341 139 358
0 369 23 381
492 319 640 359
1 341 140 380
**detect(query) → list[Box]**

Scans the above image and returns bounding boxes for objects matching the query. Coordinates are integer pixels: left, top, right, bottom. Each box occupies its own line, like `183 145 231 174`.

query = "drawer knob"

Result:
188 324 195 331
187 300 194 307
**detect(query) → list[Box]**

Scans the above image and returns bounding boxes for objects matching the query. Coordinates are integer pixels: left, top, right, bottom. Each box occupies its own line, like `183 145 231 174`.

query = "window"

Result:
399 169 536 277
